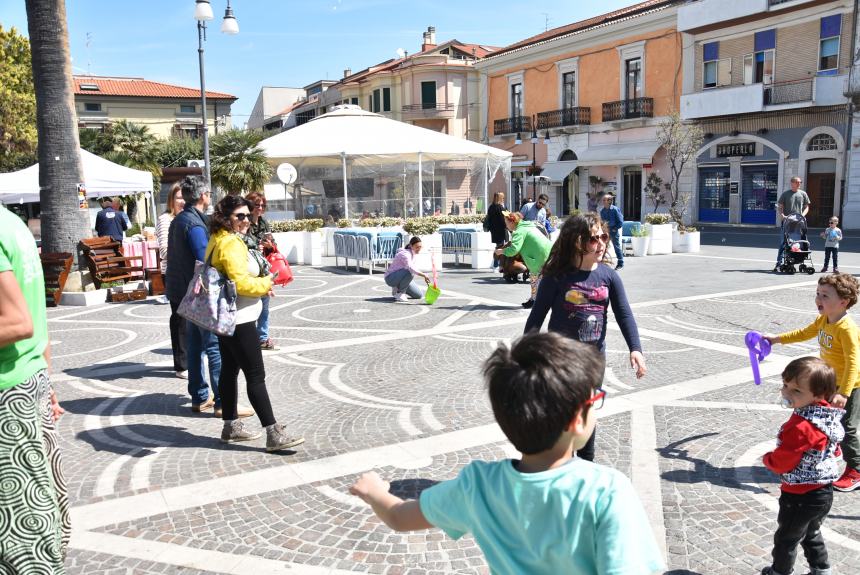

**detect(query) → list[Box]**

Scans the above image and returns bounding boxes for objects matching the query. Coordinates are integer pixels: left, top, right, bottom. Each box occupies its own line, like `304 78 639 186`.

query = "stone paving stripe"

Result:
630 406 667 561
48 305 122 322
70 531 360 575
94 338 172 365
735 441 860 554
52 327 138 360
267 277 370 312
664 400 784 411
629 279 817 309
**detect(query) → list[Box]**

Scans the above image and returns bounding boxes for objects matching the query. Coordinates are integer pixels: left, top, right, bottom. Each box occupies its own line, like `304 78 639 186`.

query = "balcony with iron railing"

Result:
536 107 591 130
494 115 533 136
401 103 456 120
601 97 653 122
763 78 813 105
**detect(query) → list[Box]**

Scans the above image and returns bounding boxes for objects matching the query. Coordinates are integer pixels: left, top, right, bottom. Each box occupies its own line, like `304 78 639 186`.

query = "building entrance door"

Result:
622 167 642 221
805 159 836 228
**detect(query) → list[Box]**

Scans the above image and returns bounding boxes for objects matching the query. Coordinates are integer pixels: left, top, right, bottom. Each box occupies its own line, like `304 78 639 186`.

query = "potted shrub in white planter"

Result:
644 213 672 255
630 225 650 257
271 218 324 265
402 216 441 271
672 226 701 253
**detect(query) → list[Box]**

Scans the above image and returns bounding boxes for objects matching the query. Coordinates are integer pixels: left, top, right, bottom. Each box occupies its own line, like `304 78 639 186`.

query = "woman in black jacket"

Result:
484 191 508 270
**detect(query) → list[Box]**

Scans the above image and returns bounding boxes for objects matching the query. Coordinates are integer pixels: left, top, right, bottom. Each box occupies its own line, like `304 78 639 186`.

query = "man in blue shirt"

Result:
94 197 128 242
599 194 625 270
520 193 548 226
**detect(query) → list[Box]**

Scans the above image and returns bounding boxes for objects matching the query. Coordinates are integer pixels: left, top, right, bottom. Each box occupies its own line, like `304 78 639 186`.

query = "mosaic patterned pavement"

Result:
46 247 860 575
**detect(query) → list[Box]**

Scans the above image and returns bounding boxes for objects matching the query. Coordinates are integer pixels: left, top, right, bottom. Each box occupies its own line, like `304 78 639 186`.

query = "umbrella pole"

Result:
418 152 423 217
484 153 489 215
341 152 348 220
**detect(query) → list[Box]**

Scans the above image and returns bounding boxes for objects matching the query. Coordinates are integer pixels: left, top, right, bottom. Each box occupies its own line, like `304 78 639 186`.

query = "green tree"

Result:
0 25 37 172
156 134 202 169
26 0 91 255
104 119 160 175
78 127 113 156
210 129 273 195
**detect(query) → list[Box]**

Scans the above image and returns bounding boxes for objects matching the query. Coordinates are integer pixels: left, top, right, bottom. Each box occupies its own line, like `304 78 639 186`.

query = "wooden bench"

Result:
39 252 73 307
78 237 145 290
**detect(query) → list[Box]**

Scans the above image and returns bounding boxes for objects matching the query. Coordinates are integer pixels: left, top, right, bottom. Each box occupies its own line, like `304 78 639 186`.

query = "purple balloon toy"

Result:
745 331 772 385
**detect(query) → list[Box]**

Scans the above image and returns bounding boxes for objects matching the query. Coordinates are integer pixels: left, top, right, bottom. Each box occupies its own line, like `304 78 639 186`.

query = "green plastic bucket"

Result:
425 284 441 305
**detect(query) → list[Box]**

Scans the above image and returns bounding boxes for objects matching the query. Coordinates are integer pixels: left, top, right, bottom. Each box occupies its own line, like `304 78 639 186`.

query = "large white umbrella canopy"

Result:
258 105 511 218
258 105 513 162
0 148 152 204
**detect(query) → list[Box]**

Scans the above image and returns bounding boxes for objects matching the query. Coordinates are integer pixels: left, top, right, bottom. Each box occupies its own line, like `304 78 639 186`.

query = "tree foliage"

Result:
104 119 160 175
656 111 703 229
210 129 273 195
156 134 203 169
0 25 37 172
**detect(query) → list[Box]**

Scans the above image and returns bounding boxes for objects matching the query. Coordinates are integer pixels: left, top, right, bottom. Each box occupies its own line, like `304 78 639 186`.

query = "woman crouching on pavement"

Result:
206 195 304 452
495 211 552 309
384 236 431 302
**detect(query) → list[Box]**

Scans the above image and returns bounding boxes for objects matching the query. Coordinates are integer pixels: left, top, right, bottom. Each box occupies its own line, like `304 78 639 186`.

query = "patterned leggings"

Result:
530 274 541 300
0 369 70 574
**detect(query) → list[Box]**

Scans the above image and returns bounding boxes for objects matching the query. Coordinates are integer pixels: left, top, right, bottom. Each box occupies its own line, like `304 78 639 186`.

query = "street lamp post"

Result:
193 0 238 194
529 114 550 202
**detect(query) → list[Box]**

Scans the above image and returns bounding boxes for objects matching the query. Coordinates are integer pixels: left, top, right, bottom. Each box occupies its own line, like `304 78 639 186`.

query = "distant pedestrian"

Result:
0 203 70 572
524 213 646 463
520 193 548 227
206 194 304 452
244 192 278 351
820 216 842 273
599 194 625 270
349 332 664 575
484 192 508 270
760 357 844 575
157 183 187 378
384 237 431 302
94 196 128 242
764 273 860 492
494 211 552 309
775 177 811 272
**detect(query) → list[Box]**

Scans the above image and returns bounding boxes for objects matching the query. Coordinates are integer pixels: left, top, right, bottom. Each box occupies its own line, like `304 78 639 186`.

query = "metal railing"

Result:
764 79 813 105
493 115 533 135
601 97 654 121
440 229 473 266
333 232 403 275
402 103 455 112
536 107 591 129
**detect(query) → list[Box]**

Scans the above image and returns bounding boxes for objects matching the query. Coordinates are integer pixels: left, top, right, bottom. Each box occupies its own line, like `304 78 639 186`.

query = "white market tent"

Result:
258 105 511 218
0 149 152 205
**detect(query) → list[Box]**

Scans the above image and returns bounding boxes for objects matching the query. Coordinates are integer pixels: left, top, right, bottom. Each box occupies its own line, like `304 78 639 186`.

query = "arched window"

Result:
559 149 577 161
807 134 837 151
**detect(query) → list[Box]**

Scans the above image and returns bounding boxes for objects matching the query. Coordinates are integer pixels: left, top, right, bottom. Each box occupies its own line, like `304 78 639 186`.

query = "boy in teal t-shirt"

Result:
0 206 47 388
350 332 664 575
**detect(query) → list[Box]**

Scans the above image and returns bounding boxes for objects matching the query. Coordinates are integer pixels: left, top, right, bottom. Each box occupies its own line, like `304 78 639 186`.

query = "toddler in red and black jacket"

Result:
761 357 845 575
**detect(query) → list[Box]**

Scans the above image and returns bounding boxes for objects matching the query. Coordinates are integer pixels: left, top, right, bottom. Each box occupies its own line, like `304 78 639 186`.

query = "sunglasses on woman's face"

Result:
588 233 609 245
232 212 250 221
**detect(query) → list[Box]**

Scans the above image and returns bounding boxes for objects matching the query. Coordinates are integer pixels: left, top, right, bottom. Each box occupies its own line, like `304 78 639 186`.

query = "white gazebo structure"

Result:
258 105 511 219
0 149 152 204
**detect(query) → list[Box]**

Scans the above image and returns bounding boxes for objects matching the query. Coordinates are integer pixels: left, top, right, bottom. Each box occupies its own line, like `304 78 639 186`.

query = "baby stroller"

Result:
777 213 815 275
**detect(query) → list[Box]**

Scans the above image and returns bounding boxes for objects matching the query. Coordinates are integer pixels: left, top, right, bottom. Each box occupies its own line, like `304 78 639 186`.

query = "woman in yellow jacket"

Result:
206 195 304 452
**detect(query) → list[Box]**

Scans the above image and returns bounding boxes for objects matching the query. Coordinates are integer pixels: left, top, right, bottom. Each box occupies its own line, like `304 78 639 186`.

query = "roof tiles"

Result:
73 76 236 100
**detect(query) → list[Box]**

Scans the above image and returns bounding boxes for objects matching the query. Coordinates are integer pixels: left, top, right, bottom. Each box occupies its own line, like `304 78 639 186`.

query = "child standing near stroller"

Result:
820 216 842 273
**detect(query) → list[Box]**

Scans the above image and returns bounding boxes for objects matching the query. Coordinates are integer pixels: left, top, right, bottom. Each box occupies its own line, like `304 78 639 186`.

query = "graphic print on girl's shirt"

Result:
564 283 609 343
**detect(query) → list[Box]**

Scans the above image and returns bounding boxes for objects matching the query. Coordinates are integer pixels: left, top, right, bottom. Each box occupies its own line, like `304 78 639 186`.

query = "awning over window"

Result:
576 141 661 167
540 160 578 184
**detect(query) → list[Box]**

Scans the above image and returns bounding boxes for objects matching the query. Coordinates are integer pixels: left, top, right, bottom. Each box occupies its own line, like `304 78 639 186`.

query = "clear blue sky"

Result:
0 0 635 125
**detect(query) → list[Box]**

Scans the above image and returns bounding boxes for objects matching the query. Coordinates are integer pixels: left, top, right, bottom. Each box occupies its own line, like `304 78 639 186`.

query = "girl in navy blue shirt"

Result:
524 212 646 461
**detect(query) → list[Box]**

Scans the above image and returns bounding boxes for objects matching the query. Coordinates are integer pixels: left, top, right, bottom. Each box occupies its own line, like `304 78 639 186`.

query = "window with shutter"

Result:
717 58 732 87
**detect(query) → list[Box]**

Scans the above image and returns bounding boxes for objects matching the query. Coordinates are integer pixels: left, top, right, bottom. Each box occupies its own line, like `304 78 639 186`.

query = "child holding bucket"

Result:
384 236 431 303
524 213 646 462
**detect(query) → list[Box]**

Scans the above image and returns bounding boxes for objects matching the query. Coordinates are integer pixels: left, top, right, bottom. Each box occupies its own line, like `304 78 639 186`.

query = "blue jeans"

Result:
610 229 623 267
776 237 785 266
186 323 221 407
385 268 425 299
257 295 270 343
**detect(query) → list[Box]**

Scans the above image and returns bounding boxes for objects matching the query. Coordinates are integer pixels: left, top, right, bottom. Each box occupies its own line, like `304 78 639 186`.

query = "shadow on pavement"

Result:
60 393 199 419
658 433 777 494
64 362 176 381
389 478 440 499
75 423 273 455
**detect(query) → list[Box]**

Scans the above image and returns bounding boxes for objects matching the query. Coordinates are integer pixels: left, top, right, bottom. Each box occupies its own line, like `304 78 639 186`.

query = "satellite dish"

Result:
276 162 298 185
396 47 405 58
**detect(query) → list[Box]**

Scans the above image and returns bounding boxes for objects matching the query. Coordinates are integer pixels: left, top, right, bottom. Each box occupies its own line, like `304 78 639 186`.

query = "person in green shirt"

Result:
0 204 70 572
494 211 552 309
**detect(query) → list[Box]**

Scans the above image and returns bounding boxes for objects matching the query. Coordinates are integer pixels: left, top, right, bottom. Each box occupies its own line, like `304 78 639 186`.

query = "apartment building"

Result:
679 0 853 227
476 1 682 220
73 75 236 139
246 86 305 131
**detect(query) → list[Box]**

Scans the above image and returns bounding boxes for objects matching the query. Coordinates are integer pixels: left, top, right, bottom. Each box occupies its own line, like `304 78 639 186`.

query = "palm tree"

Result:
105 119 160 174
25 0 91 255
209 129 273 196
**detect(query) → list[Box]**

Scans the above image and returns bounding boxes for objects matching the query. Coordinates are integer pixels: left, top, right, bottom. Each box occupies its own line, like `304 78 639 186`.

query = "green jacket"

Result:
503 221 552 274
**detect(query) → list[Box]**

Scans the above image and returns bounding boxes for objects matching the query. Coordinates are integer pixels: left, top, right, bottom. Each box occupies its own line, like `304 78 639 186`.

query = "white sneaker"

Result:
395 293 408 302
155 295 170 305
176 370 188 379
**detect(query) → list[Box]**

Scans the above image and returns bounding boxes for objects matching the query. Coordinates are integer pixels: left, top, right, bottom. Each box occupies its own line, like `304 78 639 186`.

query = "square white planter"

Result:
320 227 337 257
631 236 650 257
471 231 494 269
60 288 109 306
302 231 323 266
672 230 700 253
645 224 673 255
412 233 443 272
272 231 304 264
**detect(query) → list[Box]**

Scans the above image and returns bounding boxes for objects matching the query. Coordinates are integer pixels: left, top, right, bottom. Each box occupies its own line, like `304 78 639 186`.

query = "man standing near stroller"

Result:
774 176 811 273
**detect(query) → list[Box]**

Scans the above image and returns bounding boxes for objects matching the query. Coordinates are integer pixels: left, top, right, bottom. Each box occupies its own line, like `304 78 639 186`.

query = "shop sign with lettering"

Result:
716 143 755 157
